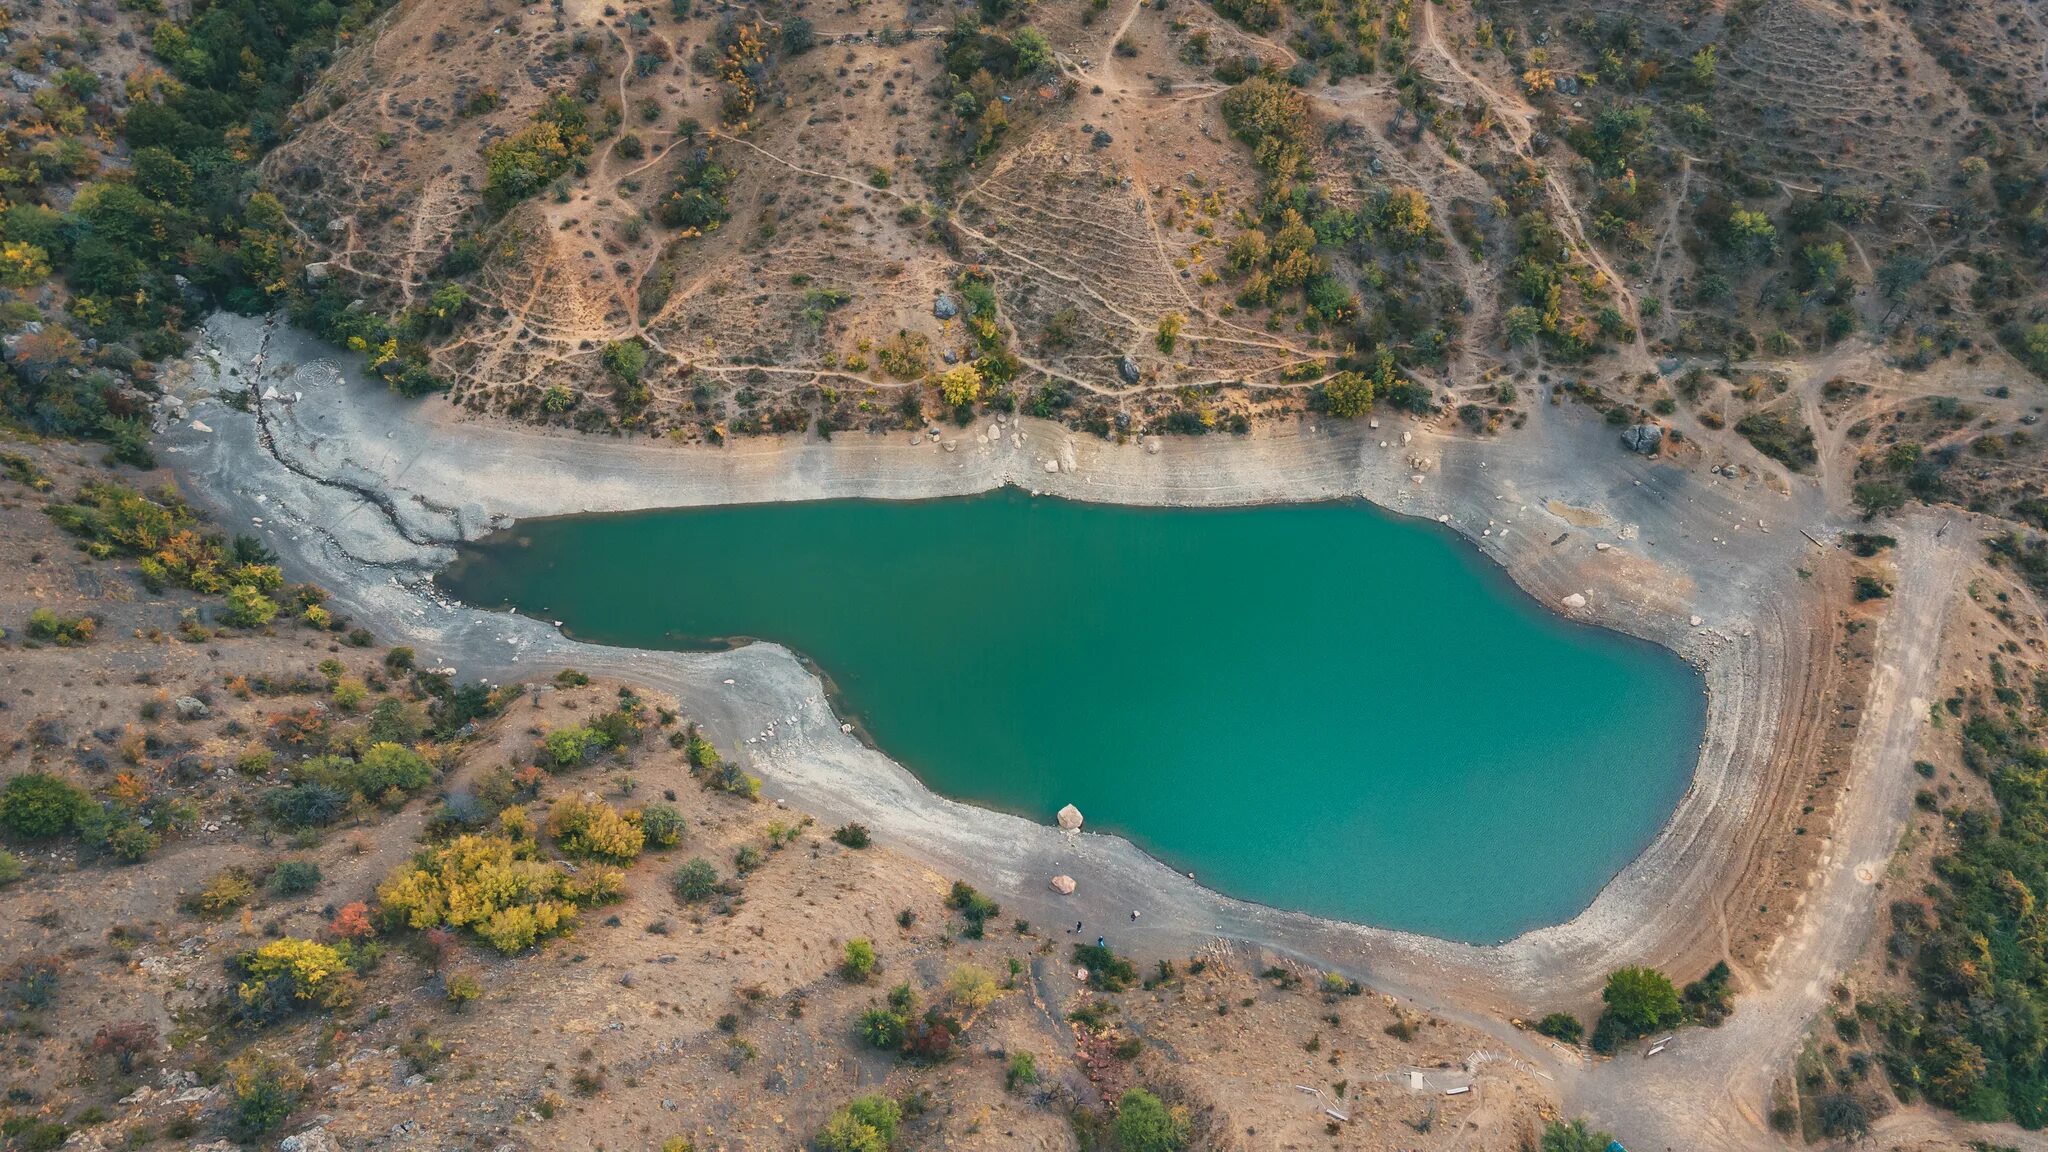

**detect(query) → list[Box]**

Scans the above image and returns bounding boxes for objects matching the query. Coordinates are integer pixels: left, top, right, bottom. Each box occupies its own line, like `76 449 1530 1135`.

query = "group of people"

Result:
1066 909 1141 947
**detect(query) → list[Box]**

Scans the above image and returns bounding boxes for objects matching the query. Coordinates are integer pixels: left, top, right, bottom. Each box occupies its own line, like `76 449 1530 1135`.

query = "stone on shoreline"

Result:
1621 424 1663 454
1057 803 1083 830
1050 875 1076 895
1561 592 1588 610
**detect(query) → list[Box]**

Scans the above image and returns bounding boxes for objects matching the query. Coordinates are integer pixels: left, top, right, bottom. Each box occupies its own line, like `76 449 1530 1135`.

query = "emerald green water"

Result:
441 488 1704 943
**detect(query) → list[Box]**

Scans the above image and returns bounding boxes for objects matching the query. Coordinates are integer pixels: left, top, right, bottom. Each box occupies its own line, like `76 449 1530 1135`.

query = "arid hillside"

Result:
256 0 2048 441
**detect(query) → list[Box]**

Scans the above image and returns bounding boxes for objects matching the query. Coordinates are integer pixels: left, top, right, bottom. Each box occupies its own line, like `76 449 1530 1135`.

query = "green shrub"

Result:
107 824 160 862
841 938 877 982
0 849 22 884
1072 943 1138 992
193 868 257 916
944 880 1000 938
0 773 92 839
225 1052 305 1139
1533 1011 1584 1045
483 93 593 210
541 725 604 769
672 857 720 902
640 803 684 848
857 1006 907 1050
1113 1088 1188 1152
817 1094 901 1152
1005 1051 1038 1090
1591 966 1683 1052
268 860 322 897
445 971 483 1009
1540 1118 1615 1152
602 338 649 383
223 585 279 628
1681 961 1735 1025
832 823 871 848
25 608 95 645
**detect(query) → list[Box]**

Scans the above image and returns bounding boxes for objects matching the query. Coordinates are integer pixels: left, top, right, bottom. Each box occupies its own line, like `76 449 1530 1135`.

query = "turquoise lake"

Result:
439 488 1705 943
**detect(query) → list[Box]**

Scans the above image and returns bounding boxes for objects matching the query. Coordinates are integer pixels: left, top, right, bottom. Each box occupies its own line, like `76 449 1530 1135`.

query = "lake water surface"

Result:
440 488 1705 943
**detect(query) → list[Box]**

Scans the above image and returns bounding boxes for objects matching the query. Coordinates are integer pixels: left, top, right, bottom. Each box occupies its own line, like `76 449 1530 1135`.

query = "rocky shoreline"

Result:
159 311 1829 1028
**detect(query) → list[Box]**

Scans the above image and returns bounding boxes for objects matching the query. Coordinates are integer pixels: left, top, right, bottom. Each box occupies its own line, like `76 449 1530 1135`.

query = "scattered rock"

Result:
1044 458 1060 474
303 262 332 287
1620 424 1664 454
1057 804 1083 831
1050 874 1077 895
279 1126 341 1152
1117 356 1141 384
932 295 958 319
173 696 209 721
1561 592 1588 611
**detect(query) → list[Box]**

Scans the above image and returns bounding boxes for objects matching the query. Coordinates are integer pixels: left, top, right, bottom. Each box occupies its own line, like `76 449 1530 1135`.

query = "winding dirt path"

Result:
1416 2 1649 369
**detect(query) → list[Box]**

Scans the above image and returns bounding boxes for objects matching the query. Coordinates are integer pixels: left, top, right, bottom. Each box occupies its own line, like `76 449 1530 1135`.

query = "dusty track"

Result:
1558 516 1969 1150
160 312 1979 1148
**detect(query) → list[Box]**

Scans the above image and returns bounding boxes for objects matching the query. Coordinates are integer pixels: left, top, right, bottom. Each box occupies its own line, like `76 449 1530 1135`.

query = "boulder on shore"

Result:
1056 804 1083 831
1621 423 1664 454
1050 875 1077 895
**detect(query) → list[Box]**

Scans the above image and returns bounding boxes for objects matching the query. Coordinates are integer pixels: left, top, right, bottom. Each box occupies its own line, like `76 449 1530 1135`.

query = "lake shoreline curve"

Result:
162 311 1833 1029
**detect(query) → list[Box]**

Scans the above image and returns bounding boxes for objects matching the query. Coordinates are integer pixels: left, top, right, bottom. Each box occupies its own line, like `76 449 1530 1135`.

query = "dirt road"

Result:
1555 514 1965 1149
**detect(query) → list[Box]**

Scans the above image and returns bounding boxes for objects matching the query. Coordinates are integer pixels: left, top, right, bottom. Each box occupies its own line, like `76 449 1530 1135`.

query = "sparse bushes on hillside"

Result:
683 725 760 800
944 880 1001 938
483 93 593 210
261 742 436 827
